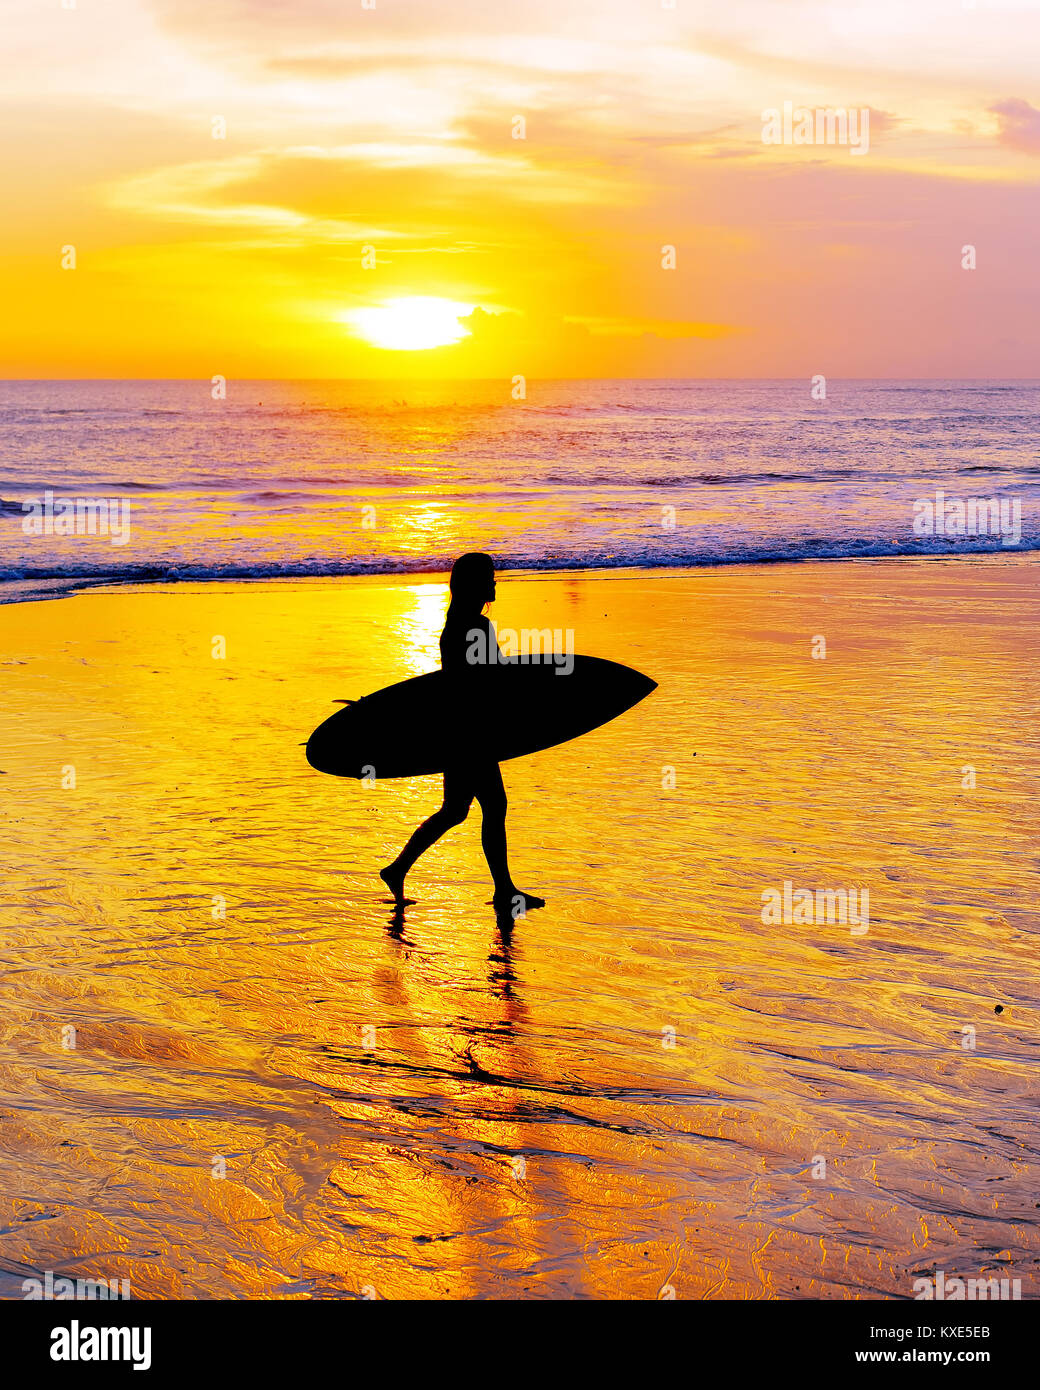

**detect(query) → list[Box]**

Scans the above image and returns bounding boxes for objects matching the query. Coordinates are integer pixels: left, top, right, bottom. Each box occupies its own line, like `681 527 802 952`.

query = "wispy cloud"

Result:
989 98 1040 155
2 0 1039 375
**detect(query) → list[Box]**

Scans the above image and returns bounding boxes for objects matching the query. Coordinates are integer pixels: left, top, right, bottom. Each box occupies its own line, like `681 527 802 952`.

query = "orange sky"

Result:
2 0 1038 377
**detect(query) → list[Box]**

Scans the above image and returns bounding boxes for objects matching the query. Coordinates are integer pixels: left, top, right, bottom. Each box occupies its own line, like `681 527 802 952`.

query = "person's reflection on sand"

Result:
380 553 546 919
488 915 522 1007
386 901 409 942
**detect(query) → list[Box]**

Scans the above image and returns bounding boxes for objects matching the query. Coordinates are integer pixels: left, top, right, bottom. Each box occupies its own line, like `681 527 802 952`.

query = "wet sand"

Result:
1 557 1038 1299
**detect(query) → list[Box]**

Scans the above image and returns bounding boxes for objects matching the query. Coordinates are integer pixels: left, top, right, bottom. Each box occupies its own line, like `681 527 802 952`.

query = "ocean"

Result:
1 378 1037 602
2 379 1039 1298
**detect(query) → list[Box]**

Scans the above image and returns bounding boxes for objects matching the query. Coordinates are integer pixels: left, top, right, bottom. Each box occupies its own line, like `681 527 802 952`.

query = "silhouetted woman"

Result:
380 553 545 916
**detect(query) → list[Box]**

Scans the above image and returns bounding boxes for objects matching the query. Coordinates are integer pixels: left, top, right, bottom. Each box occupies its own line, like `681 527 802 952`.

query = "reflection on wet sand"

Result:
1 560 1038 1298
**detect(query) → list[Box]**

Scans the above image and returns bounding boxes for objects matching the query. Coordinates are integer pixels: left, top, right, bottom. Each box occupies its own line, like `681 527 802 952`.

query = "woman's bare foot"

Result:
492 888 546 918
379 864 414 907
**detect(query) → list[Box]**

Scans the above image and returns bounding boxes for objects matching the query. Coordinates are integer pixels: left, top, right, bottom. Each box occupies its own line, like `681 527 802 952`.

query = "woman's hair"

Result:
449 552 495 604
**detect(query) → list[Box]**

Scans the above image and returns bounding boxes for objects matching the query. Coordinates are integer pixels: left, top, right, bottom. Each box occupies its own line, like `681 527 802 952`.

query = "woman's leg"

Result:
473 764 545 913
380 769 473 903
472 763 511 897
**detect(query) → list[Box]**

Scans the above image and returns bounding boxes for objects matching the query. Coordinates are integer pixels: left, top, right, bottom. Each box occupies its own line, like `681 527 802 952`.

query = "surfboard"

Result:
305 655 656 779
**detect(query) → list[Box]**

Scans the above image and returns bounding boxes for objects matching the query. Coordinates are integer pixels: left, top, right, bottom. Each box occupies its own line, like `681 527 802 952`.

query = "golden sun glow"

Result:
4 0 1039 377
348 297 475 351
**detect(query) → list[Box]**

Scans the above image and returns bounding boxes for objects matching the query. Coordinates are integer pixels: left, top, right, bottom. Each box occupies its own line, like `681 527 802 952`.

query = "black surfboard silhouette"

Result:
306 655 656 779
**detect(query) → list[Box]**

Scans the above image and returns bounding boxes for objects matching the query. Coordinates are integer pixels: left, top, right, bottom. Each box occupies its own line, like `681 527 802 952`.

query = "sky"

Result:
1 0 1038 377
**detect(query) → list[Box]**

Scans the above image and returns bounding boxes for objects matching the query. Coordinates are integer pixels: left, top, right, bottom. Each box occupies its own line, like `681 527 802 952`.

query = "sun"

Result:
348 296 475 351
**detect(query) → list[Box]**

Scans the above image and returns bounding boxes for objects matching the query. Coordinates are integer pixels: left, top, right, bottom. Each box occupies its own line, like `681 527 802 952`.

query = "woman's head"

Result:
449 552 496 607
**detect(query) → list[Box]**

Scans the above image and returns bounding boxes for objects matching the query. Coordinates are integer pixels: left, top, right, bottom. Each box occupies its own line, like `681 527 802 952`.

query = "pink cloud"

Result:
989 98 1040 155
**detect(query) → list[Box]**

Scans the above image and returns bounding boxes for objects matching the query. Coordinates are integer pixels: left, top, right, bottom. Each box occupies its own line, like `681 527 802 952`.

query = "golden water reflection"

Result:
0 559 1038 1298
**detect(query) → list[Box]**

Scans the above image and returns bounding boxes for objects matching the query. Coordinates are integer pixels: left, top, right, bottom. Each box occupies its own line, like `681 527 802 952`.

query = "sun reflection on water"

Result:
390 581 450 677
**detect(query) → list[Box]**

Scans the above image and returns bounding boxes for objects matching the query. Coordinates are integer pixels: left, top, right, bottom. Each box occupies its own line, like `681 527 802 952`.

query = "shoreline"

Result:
1 546 1036 608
